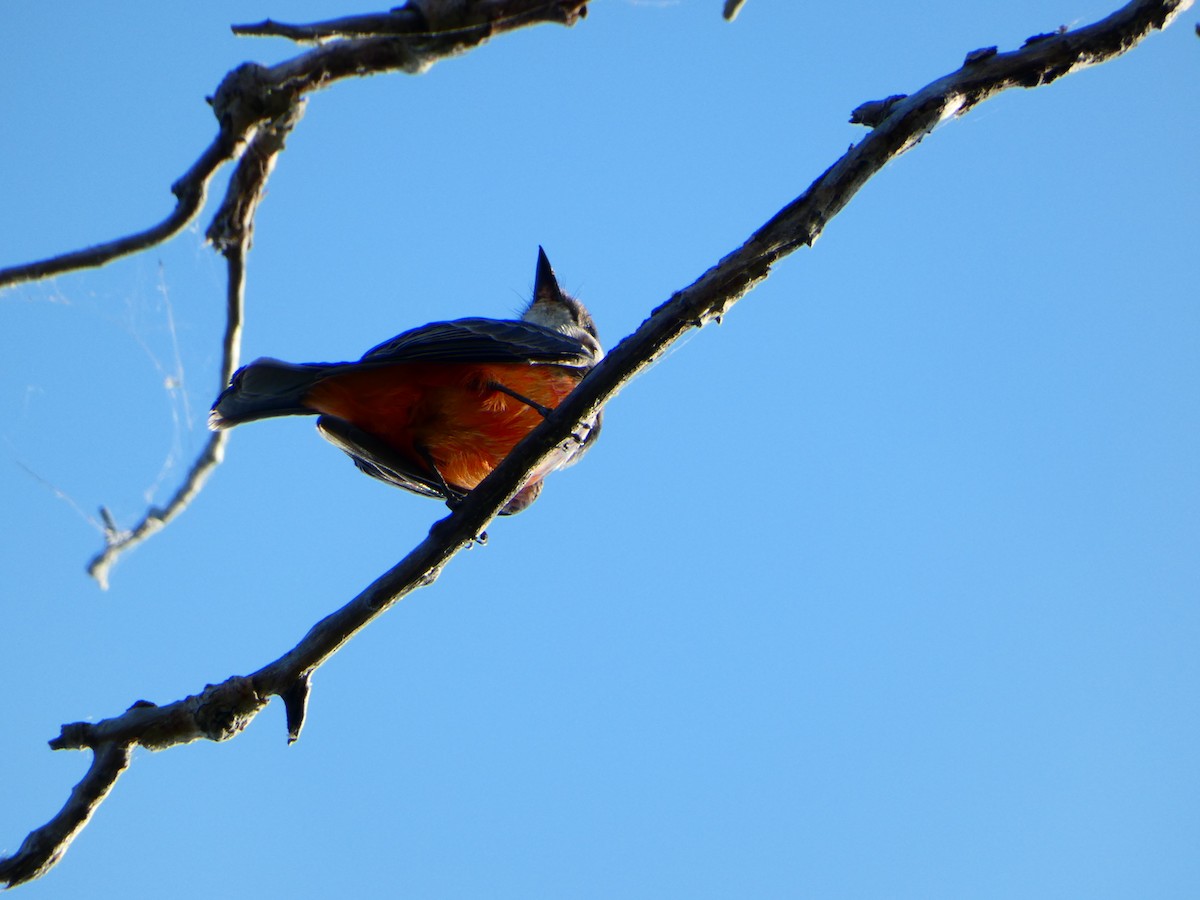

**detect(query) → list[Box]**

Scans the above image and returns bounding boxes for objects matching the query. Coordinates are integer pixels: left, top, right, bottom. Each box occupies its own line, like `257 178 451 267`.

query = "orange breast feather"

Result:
304 362 582 490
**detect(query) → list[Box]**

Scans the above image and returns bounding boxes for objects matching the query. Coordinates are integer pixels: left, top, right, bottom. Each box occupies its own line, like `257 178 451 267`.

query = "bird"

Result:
209 247 602 515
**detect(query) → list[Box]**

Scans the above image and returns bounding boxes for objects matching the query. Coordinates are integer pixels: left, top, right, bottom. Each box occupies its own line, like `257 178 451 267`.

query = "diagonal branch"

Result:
515 0 1195 461
1 0 1188 889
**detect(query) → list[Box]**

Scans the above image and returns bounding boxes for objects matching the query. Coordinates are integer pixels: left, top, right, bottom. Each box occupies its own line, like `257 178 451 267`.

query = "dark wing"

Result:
316 416 450 501
359 317 594 368
316 415 544 516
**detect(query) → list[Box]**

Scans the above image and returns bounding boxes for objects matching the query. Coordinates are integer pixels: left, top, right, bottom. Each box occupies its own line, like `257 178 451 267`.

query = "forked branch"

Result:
0 0 587 289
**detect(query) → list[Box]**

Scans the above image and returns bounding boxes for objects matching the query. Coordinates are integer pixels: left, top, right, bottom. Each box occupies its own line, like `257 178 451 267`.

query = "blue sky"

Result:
2 2 1197 897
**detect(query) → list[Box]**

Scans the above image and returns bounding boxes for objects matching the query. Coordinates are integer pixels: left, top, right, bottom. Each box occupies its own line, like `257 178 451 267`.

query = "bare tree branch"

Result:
0 0 587 291
0 743 131 888
1 0 1188 888
231 0 588 41
232 7 431 41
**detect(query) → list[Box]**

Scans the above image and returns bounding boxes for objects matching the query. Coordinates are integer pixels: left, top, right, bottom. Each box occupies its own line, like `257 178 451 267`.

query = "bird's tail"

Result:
209 358 335 430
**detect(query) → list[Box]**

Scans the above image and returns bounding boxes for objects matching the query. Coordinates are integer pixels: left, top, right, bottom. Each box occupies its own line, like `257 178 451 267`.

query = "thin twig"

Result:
0 743 132 888
0 137 232 290
85 102 303 588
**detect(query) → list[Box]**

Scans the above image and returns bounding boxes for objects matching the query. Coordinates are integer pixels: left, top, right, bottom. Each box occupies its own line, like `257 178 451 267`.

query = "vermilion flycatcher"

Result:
209 248 602 514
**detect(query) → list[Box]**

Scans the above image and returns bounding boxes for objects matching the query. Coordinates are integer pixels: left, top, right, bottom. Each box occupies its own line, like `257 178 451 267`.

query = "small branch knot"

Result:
849 94 909 128
192 677 267 743
208 63 295 141
1023 29 1064 48
50 722 96 751
963 45 999 66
